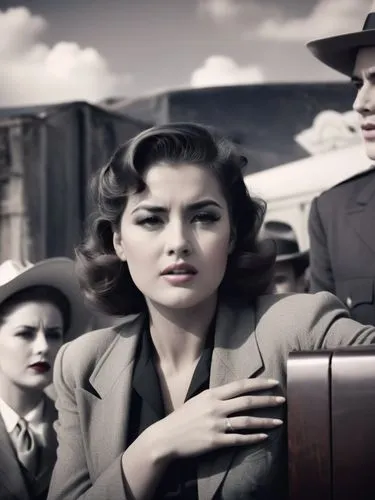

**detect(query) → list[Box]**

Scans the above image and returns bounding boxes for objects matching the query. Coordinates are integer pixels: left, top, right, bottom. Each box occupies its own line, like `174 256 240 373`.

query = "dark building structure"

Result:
102 83 356 175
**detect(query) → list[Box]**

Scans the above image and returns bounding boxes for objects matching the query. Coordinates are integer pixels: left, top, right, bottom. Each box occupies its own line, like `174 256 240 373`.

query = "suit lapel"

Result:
76 314 143 477
66 305 261 497
346 174 375 255
0 414 29 500
198 299 263 500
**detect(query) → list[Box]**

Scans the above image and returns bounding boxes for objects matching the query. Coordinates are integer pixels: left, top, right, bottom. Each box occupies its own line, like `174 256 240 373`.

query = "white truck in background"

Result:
244 111 370 250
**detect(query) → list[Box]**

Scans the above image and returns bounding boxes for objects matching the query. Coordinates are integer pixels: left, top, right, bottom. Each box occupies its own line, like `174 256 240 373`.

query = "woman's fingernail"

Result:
268 379 279 385
272 419 283 425
276 396 286 403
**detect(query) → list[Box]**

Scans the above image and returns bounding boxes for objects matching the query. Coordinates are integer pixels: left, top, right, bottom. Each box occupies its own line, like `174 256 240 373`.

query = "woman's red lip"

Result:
29 362 50 372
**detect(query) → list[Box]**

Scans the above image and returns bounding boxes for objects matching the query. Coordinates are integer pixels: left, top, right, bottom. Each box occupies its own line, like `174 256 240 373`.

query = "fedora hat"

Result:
261 220 309 268
307 2 375 76
0 258 89 342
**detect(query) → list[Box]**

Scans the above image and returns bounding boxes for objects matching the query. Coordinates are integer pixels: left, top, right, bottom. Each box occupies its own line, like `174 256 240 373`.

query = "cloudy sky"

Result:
0 0 372 106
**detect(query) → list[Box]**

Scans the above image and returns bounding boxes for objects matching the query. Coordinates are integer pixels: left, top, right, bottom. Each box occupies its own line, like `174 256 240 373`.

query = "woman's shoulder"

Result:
58 313 143 378
256 291 346 316
253 291 349 339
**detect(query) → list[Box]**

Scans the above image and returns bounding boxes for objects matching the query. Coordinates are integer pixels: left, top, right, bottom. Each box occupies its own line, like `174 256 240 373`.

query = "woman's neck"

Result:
0 377 44 416
146 293 217 370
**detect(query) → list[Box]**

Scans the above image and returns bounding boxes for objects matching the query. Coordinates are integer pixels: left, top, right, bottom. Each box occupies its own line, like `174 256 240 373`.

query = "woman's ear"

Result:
113 232 127 261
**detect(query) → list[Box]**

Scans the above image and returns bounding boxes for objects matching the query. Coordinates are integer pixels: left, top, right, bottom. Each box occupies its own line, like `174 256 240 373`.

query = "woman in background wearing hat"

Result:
0 258 88 500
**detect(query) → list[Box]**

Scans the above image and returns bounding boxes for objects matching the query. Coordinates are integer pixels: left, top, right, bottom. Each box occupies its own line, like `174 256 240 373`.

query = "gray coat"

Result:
48 292 375 500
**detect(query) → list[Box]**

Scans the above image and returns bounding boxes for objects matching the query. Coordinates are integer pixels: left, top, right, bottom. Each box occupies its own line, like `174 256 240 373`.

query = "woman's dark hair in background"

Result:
0 285 71 333
76 123 276 316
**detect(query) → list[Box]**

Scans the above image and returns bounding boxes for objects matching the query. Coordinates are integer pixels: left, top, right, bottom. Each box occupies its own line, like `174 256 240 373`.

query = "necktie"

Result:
11 418 39 477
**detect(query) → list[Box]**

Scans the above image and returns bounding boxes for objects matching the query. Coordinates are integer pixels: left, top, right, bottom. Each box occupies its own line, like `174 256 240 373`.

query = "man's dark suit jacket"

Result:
308 167 375 325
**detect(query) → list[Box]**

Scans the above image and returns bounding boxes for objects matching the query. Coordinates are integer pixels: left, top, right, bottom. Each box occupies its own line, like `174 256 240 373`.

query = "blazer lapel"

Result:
346 174 375 255
0 414 29 500
76 314 143 477
198 300 263 500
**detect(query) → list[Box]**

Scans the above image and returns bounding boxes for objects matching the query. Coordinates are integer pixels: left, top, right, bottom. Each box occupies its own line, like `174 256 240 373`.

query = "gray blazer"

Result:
47 292 375 500
0 395 58 500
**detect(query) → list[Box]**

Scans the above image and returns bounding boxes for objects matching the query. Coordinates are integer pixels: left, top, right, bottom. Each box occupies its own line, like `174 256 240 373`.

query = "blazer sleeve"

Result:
297 291 375 350
47 344 128 500
308 197 334 293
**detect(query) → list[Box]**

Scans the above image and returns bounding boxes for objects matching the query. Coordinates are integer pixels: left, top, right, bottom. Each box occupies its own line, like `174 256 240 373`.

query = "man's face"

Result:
352 47 375 160
271 261 306 294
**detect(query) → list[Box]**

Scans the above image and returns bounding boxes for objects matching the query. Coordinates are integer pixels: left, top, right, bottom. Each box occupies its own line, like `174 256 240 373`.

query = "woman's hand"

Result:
146 378 284 461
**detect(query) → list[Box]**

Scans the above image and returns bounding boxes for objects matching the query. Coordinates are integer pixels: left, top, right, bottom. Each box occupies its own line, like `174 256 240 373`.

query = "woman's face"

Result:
0 300 64 393
113 162 232 310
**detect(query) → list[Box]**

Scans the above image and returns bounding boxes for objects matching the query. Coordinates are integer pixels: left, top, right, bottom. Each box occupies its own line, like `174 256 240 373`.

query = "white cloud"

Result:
251 0 370 41
197 0 241 23
0 7 131 106
190 55 264 88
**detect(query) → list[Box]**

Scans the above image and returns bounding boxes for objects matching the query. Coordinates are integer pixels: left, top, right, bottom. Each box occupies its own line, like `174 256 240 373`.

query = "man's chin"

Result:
364 145 375 161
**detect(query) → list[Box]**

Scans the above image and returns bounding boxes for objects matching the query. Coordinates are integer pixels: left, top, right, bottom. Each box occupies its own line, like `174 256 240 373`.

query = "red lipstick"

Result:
29 362 51 374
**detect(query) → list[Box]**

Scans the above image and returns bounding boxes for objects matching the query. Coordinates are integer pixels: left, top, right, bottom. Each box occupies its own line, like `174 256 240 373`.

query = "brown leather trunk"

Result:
287 347 375 500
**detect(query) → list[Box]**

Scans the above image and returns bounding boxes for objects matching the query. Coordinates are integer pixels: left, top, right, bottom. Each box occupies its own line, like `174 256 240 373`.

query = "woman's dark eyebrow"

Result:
187 200 223 210
16 325 62 332
131 199 223 214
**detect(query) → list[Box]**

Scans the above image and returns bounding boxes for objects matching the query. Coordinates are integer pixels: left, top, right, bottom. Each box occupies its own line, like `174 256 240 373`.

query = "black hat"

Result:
307 4 375 76
261 221 309 270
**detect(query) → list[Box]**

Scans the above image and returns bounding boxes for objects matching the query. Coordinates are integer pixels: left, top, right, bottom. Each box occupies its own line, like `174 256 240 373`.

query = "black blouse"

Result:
126 324 214 499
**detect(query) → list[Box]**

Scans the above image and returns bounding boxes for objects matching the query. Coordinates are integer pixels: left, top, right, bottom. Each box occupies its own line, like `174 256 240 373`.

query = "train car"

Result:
0 102 149 262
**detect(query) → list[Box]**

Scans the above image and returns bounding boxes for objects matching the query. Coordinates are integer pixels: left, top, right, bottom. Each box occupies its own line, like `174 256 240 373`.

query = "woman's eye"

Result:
354 80 363 90
136 215 163 228
16 329 34 338
193 212 220 224
47 331 63 340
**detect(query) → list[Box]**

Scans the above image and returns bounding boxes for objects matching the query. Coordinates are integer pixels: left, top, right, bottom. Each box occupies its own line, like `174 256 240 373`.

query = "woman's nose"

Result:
165 222 193 257
33 332 49 354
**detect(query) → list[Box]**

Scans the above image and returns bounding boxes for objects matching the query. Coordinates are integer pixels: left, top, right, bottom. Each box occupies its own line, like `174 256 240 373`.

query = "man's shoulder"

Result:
317 167 375 202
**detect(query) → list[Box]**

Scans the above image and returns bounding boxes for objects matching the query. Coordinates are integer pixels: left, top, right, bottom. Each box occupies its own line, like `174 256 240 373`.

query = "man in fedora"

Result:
261 221 309 294
306 2 375 325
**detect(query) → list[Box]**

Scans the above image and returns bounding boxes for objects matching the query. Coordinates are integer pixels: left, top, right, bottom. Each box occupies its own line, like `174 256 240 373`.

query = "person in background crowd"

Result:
0 258 88 500
261 221 309 294
48 123 375 500
306 1 375 325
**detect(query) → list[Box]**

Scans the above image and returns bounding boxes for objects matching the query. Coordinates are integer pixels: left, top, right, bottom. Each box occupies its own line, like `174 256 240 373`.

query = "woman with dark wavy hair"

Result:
48 123 375 500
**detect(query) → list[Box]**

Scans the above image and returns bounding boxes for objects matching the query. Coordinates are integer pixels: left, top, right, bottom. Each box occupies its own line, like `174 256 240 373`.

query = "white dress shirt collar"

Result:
0 397 46 445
